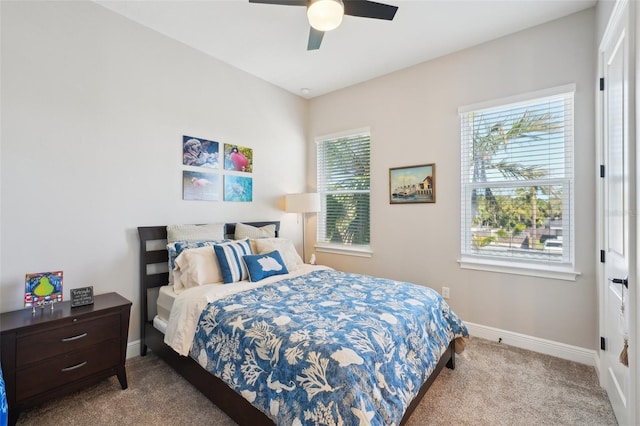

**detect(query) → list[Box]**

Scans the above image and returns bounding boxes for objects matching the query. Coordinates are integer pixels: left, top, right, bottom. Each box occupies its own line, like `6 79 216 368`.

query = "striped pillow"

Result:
213 239 253 283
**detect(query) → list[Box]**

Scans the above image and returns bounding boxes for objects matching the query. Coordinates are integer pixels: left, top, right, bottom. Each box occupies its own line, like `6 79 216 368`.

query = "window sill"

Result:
315 244 373 258
458 256 581 281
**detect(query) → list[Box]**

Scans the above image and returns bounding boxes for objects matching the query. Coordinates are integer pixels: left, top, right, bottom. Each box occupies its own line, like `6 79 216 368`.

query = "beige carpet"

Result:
16 337 617 426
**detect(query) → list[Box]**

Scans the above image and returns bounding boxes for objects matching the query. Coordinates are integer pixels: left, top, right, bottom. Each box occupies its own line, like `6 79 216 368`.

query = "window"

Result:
316 129 371 256
459 85 576 279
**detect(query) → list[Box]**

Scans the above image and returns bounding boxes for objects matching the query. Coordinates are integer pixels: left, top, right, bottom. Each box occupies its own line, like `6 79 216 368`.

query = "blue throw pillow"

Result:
213 239 253 283
242 250 289 282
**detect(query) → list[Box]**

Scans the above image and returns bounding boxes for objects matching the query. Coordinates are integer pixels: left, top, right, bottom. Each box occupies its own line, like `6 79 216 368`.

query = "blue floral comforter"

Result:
190 269 468 425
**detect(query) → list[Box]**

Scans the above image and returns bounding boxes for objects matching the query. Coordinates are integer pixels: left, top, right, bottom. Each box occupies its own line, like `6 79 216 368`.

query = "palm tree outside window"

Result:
316 129 371 256
459 85 575 276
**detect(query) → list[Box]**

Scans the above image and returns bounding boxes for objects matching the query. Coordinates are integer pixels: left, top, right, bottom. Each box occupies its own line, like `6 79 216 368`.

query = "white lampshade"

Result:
285 193 320 213
307 0 344 32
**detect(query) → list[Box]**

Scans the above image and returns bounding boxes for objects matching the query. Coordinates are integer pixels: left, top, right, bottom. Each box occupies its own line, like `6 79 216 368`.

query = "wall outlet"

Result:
441 286 450 299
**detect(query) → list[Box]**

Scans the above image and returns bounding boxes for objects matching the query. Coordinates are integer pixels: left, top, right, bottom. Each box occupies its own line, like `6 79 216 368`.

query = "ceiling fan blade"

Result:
343 0 398 20
307 27 324 50
248 0 307 6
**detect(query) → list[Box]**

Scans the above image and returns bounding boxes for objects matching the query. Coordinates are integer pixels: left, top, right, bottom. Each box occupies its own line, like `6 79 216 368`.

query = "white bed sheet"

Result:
164 264 331 356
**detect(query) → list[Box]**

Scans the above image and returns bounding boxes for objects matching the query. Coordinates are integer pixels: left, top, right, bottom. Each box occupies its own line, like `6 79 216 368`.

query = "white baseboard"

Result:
465 321 599 368
126 339 142 359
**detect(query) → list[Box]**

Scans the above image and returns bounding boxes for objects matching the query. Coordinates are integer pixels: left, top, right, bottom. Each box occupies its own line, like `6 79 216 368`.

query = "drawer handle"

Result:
61 332 88 342
61 361 87 372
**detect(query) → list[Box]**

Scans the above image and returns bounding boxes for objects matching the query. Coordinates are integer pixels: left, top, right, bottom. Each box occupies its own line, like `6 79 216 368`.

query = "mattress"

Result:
153 315 168 334
157 284 178 323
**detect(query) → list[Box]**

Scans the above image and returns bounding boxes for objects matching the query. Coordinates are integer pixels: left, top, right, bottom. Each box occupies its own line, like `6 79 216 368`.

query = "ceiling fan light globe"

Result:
307 0 344 32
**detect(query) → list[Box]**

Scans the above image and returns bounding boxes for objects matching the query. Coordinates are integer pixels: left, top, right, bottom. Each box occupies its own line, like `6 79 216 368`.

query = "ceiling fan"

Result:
248 0 398 50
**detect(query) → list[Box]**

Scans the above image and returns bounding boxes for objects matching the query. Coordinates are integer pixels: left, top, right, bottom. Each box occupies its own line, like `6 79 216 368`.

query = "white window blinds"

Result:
459 86 574 269
317 131 371 248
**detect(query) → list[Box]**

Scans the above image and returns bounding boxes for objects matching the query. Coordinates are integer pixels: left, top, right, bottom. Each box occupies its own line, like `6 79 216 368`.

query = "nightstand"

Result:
0 292 132 426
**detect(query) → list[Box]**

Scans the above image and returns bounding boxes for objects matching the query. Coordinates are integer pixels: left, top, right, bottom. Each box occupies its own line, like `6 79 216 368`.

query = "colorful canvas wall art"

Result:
224 175 252 202
183 135 219 168
223 144 253 173
183 170 219 201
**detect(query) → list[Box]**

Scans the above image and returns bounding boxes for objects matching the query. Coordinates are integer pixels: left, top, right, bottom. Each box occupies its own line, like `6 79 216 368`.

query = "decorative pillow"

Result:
167 239 229 284
234 222 277 240
213 239 253 283
173 246 223 291
242 251 289 282
253 238 303 272
167 223 224 243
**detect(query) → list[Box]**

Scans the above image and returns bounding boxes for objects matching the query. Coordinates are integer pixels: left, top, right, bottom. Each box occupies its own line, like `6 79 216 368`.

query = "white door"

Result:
601 2 633 424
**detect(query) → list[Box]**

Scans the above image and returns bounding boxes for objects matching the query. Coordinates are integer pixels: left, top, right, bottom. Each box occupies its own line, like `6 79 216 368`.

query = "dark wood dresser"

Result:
0 292 132 426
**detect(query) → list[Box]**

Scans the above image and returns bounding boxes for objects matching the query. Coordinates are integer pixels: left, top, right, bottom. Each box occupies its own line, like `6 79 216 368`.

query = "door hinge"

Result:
600 78 605 91
601 336 606 351
600 165 605 178
600 250 605 263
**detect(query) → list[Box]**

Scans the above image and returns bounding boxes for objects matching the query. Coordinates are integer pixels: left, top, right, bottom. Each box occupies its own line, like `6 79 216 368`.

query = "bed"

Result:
138 221 468 425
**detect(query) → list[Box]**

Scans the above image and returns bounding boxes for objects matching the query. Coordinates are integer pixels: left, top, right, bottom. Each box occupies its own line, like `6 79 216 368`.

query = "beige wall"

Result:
597 0 617 42
309 9 597 349
0 1 308 340
0 1 600 351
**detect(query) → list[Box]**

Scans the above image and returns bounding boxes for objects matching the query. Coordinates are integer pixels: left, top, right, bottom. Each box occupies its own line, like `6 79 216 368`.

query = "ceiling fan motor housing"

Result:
307 0 345 32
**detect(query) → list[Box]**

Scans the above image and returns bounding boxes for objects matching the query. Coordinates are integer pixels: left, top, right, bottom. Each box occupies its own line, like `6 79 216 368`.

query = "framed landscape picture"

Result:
389 163 435 204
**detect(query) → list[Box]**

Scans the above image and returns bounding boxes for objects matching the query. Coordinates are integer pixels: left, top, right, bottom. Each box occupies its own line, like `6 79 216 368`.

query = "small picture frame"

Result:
389 163 436 204
25 271 63 308
70 286 94 308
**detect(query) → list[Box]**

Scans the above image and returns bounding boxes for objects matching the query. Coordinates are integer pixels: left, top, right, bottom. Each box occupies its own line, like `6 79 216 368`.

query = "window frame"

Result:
458 85 579 281
315 128 372 258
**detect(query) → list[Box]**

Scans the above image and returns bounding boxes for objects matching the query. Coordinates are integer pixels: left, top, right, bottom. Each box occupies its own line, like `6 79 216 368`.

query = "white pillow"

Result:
253 238 303 272
234 223 276 240
173 246 223 291
167 239 227 284
167 223 224 243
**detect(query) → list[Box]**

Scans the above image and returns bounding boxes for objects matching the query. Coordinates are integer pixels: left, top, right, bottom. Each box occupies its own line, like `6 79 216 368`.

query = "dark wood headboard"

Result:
137 221 280 355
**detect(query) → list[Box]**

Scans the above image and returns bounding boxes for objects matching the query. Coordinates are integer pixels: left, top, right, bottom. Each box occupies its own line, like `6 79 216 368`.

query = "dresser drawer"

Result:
16 339 121 400
16 312 120 367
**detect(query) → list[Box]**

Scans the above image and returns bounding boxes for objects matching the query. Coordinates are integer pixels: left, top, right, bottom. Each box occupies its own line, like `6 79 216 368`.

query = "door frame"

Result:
596 0 637 424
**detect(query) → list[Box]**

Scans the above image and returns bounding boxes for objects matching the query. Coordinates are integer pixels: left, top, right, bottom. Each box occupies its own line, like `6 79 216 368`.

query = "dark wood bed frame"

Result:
138 222 455 425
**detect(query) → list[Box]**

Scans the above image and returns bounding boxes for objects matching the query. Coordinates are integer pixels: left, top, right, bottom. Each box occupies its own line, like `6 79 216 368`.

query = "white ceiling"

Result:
95 0 597 98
